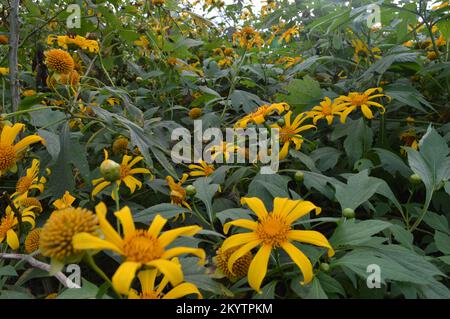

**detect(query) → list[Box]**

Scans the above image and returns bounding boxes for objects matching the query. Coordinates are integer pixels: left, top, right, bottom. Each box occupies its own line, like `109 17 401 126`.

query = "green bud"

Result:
409 174 422 185
136 76 144 83
294 171 304 182
100 159 121 182
277 118 285 126
320 262 330 272
342 208 355 219
186 185 197 197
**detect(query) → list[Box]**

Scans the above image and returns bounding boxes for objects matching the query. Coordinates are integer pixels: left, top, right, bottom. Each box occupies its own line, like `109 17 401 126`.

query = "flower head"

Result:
40 207 99 261
45 49 75 74
207 142 240 162
73 203 205 294
235 103 289 128
0 35 8 44
271 111 316 160
112 137 129 155
336 88 390 122
166 174 191 210
53 191 76 210
351 39 381 63
305 97 347 125
278 26 300 44
189 108 203 120
25 228 42 254
0 123 45 176
128 260 202 299
0 208 35 250
92 150 152 199
0 67 9 76
232 27 264 50
215 246 252 281
13 159 46 197
222 197 334 292
189 160 215 177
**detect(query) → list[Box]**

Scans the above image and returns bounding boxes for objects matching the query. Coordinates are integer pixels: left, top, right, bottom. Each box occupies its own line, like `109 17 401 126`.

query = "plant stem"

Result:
84 254 122 299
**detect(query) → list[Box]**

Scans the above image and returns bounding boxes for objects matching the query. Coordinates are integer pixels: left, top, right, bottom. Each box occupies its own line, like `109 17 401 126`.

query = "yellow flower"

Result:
235 103 289 129
128 259 202 299
22 90 36 97
13 159 46 197
0 67 9 76
278 26 300 44
427 51 439 60
271 111 316 160
0 35 8 44
188 108 203 119
112 137 129 155
435 34 447 47
152 0 166 5
336 88 389 122
72 203 205 295
232 26 264 50
215 246 252 281
0 208 35 250
276 56 302 69
305 97 347 125
222 197 334 292
207 142 240 162
218 57 233 68
432 1 449 10
189 160 214 177
351 39 381 63
16 195 43 215
47 35 99 53
92 150 152 199
44 49 75 74
40 207 99 262
25 228 42 254
53 191 76 210
166 174 191 210
400 129 419 156
0 123 45 176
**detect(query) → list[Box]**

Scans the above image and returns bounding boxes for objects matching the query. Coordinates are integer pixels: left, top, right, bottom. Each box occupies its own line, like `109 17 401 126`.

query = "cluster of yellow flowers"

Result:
47 34 100 53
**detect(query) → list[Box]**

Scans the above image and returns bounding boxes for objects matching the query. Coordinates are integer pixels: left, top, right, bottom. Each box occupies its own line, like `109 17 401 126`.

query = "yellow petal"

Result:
112 261 141 295
248 245 272 292
288 230 334 257
162 247 205 264
279 141 290 160
285 200 321 224
137 269 158 293
221 232 259 254
281 242 313 284
114 206 135 237
13 135 44 153
95 202 123 249
146 259 183 286
240 197 268 220
148 215 167 237
1 123 24 145
72 233 122 254
158 225 202 248
163 283 202 299
361 104 374 119
6 229 19 250
223 219 258 234
92 180 110 197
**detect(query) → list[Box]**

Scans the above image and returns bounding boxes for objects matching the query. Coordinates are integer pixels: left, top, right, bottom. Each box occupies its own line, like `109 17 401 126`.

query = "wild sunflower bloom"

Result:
112 137 129 155
189 108 203 120
337 88 390 123
0 209 35 250
215 246 252 281
232 26 264 50
235 103 290 128
306 97 347 125
72 203 205 295
53 191 76 210
271 111 316 160
40 207 99 262
0 67 9 76
166 174 191 210
207 142 240 162
400 129 419 156
351 39 381 63
278 26 300 44
223 197 334 292
189 160 214 177
22 90 37 97
276 56 302 69
13 159 46 197
0 123 45 176
25 228 42 254
128 260 202 299
92 150 152 199
17 196 43 215
44 49 75 74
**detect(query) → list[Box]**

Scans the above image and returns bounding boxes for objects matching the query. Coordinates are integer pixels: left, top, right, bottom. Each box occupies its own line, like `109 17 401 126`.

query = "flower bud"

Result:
294 171 304 182
277 118 285 126
320 262 330 272
409 174 422 185
100 159 121 181
342 208 355 219
186 185 197 197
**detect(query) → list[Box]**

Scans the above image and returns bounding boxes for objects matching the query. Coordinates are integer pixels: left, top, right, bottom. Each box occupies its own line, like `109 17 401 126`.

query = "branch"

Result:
8 0 20 113
0 253 81 288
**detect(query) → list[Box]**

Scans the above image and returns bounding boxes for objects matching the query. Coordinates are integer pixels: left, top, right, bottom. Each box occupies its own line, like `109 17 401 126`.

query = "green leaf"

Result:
134 204 190 224
276 75 323 111
253 281 277 299
57 279 100 299
247 173 290 209
435 231 450 255
372 148 412 178
193 177 219 223
330 219 392 248
291 276 328 299
0 266 18 278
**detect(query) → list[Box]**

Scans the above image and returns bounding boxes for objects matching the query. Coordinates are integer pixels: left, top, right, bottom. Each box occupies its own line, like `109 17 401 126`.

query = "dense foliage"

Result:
0 0 450 299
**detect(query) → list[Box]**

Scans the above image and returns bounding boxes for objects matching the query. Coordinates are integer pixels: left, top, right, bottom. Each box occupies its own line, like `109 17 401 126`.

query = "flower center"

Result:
351 94 368 106
256 214 291 247
170 184 186 204
120 164 130 179
0 144 17 171
123 230 164 263
203 166 214 176
0 216 14 239
139 291 162 299
16 176 33 194
279 127 296 143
